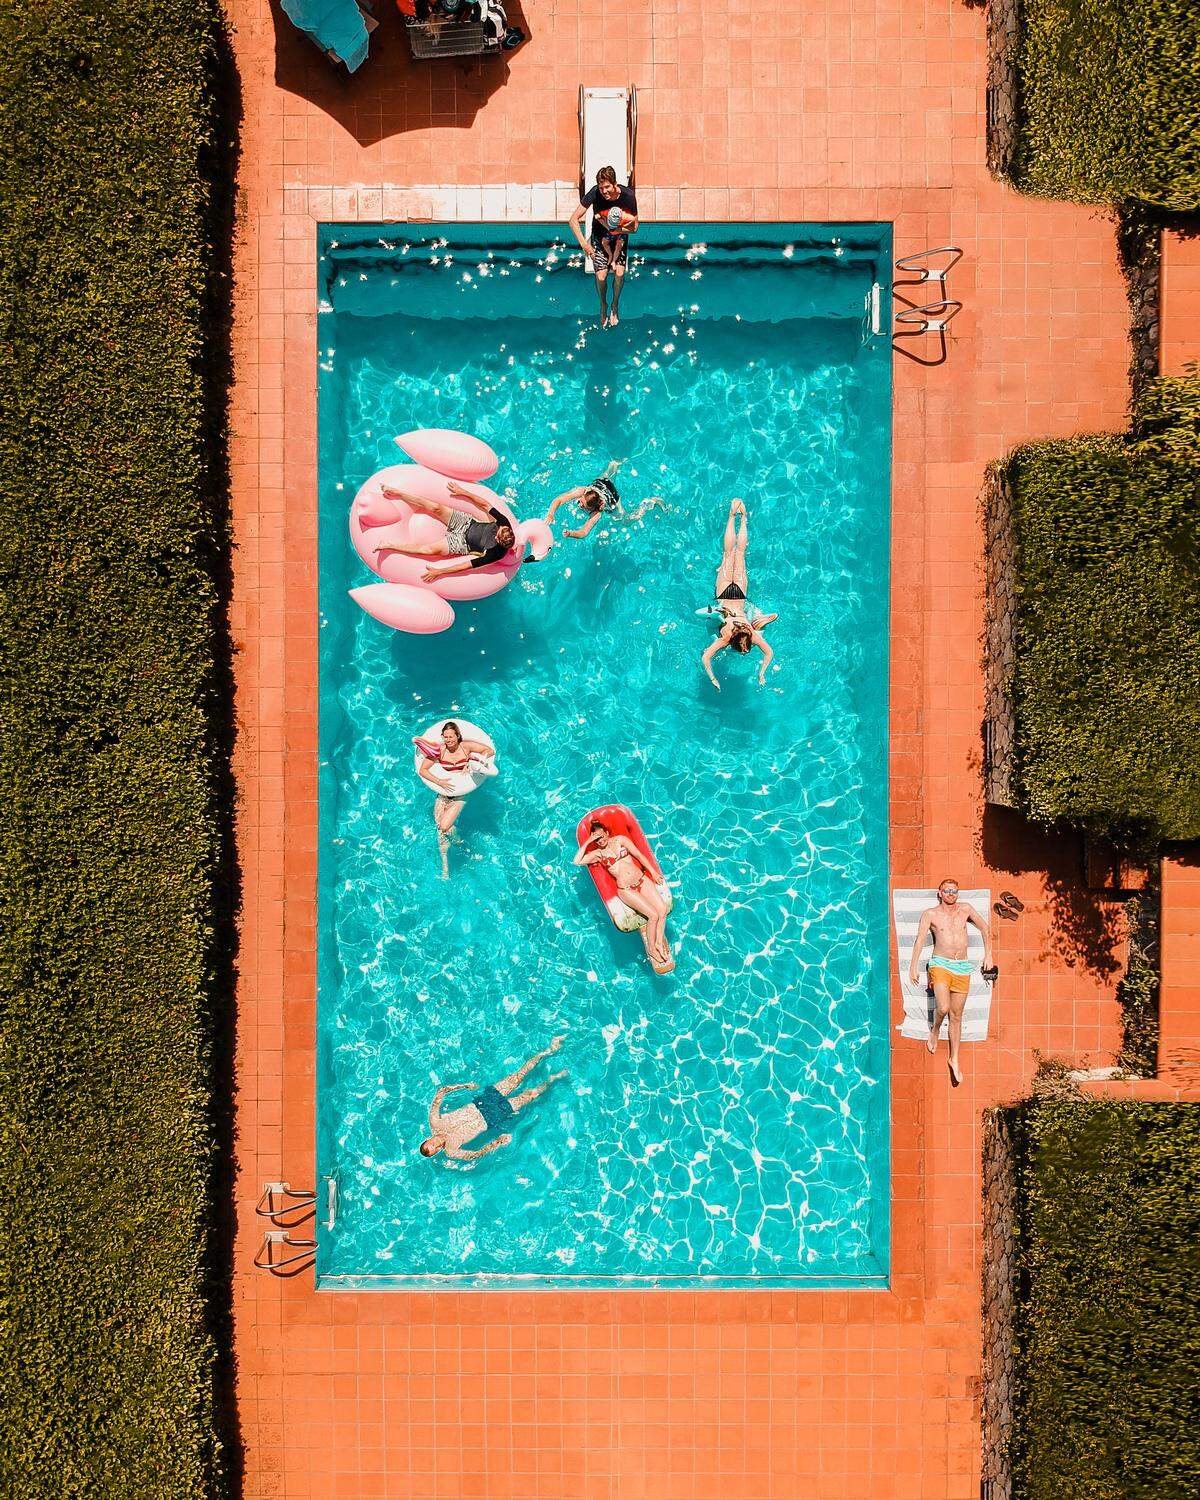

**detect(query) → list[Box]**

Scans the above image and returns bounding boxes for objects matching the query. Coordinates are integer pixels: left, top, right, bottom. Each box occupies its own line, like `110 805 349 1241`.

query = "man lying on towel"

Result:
908 879 993 1085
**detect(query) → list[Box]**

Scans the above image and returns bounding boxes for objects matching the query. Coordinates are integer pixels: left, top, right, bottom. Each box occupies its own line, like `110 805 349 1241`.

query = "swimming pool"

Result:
316 223 892 1286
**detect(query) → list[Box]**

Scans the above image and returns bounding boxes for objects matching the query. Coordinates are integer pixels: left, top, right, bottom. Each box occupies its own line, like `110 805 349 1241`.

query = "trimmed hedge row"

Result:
1012 0 1200 209
1004 371 1200 845
1006 1097 1200 1499
0 0 231 1493
1116 892 1160 1076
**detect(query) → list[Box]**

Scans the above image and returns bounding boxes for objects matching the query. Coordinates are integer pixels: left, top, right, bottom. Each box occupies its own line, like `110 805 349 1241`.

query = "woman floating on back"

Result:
700 497 778 690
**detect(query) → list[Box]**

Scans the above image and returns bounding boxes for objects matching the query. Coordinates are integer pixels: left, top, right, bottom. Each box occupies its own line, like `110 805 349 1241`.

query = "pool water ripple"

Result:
317 226 891 1285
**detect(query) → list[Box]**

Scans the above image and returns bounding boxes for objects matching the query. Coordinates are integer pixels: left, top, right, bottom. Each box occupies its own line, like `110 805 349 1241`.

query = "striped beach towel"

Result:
892 888 994 1042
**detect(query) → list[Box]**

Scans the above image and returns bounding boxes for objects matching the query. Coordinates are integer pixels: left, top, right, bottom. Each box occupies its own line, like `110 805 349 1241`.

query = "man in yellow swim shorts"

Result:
908 879 993 1085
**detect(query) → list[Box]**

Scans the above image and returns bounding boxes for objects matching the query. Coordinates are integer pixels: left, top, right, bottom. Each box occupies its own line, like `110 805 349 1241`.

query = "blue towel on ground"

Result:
281 0 370 71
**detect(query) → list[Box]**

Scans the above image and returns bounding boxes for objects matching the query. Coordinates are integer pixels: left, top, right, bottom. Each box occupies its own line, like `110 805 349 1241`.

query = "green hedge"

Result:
0 0 231 1493
1116 892 1160 1076
1012 0 1200 209
1008 1097 1200 1499
1005 372 1200 844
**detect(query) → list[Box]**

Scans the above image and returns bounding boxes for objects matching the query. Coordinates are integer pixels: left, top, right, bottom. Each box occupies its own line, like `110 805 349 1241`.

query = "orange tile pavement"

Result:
222 1 1169 1494
1160 230 1200 377
1159 853 1200 1087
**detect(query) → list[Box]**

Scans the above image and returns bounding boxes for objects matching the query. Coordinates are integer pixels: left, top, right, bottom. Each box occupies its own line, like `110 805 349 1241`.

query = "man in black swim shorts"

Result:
568 164 639 329
420 1035 567 1162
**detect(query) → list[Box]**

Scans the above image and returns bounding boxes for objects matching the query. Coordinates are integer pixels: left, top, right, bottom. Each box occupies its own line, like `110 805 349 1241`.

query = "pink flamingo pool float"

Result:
348 428 553 633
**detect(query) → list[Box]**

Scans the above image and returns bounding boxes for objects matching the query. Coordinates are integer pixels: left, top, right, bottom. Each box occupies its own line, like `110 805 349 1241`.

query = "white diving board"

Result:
578 85 638 254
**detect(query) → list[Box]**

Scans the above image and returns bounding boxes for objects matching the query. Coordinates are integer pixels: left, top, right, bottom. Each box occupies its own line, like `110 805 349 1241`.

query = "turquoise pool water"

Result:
316 224 892 1286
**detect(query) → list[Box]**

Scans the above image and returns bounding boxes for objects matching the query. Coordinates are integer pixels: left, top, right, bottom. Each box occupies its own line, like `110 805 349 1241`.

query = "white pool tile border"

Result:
291 183 692 222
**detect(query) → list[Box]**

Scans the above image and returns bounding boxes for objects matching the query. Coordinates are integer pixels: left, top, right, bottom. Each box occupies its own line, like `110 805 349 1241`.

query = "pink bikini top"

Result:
416 737 469 770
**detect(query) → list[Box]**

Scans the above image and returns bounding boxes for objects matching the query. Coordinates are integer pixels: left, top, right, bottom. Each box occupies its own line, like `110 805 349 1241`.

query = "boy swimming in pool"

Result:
908 880 993 1085
420 1035 567 1162
543 459 665 541
700 498 778 690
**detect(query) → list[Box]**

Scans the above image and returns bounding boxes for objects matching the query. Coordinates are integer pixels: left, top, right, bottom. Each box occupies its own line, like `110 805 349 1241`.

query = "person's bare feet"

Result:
609 312 619 327
549 1034 566 1053
730 497 746 515
927 1025 938 1055
949 1058 963 1085
548 1068 568 1084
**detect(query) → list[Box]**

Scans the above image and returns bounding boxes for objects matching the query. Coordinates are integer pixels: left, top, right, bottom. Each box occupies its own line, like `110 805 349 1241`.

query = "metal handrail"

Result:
894 299 963 333
628 86 638 189
254 1231 317 1276
256 1181 316 1223
577 85 586 197
894 246 963 284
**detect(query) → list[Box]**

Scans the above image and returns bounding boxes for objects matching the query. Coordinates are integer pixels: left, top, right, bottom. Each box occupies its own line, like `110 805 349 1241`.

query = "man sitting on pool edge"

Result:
568 164 639 329
420 1035 567 1162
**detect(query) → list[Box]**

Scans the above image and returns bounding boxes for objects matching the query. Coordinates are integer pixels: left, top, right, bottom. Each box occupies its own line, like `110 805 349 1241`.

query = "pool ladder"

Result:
861 282 884 342
253 1179 337 1276
891 246 964 362
895 244 962 294
895 299 963 333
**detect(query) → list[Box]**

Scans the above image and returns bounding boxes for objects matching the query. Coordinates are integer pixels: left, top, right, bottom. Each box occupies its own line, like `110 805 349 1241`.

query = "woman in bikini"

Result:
543 460 664 542
573 817 673 972
414 720 496 879
700 497 778 691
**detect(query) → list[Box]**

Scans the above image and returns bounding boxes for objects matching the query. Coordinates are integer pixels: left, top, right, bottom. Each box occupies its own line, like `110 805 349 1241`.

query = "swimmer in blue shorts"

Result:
420 1035 567 1162
701 498 779 690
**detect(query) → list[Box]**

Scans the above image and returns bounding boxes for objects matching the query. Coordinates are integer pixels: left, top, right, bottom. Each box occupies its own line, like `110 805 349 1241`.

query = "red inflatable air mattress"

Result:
575 804 670 930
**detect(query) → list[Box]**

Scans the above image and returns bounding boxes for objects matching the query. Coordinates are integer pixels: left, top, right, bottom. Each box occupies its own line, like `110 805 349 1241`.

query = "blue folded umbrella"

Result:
281 0 371 71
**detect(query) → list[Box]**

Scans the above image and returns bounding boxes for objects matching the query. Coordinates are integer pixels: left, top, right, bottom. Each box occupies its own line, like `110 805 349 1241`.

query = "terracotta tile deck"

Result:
223 0 1174 1494
1161 230 1200 378
1158 853 1200 1089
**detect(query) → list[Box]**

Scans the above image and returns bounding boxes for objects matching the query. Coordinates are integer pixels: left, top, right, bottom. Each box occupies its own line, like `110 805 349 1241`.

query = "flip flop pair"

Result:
993 890 1025 921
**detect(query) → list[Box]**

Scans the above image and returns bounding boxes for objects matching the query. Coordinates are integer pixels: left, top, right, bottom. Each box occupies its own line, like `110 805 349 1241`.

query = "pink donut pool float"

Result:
348 429 553 634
